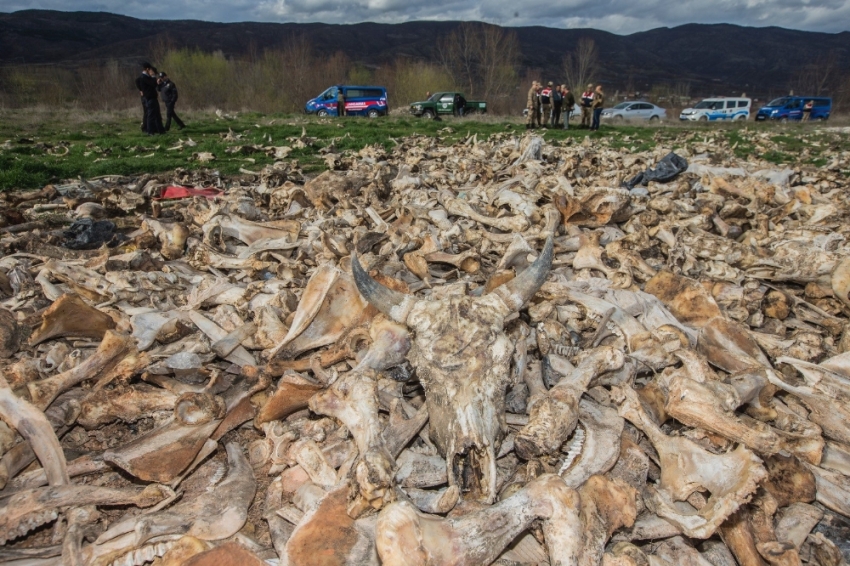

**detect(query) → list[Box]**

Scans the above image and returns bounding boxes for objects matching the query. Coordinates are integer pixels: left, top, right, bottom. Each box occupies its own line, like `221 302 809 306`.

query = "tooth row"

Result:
0 509 59 545
110 541 171 566
558 425 586 475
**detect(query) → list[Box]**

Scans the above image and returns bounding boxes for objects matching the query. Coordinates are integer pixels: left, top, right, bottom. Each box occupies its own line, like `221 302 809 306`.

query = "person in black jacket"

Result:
135 63 164 135
157 72 185 131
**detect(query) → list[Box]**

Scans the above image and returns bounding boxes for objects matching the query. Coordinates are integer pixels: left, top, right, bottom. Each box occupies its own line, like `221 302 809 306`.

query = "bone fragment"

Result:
516 346 624 459
29 293 116 346
376 474 581 566
0 374 68 488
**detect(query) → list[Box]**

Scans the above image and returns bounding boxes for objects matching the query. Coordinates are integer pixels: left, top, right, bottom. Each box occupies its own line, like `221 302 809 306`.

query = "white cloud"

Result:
3 0 849 33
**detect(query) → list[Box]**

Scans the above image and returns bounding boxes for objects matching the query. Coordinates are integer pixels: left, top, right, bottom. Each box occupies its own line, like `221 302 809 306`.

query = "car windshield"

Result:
694 100 723 109
767 97 791 107
612 103 631 110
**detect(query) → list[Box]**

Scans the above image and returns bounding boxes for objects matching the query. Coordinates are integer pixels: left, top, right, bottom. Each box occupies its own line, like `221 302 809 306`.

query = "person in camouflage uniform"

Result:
526 81 541 129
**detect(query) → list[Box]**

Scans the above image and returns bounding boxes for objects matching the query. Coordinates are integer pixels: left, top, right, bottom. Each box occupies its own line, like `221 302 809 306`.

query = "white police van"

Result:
679 97 751 121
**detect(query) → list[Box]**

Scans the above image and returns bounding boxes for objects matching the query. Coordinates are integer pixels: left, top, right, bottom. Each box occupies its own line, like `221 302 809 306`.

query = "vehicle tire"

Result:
649 115 660 122
423 109 435 120
699 116 708 121
734 114 746 121
367 109 380 119
317 109 329 117
465 108 477 115
779 117 788 124
615 115 624 122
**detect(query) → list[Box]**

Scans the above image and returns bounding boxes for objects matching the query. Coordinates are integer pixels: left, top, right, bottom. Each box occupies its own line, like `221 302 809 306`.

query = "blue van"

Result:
755 96 832 122
305 85 388 118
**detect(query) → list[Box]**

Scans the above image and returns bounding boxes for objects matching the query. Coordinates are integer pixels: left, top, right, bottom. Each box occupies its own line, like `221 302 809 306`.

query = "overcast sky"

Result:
4 0 850 34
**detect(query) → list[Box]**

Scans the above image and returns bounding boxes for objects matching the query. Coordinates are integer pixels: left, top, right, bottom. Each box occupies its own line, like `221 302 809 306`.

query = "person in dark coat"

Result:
157 72 185 131
136 63 165 135
551 84 563 127
136 62 153 132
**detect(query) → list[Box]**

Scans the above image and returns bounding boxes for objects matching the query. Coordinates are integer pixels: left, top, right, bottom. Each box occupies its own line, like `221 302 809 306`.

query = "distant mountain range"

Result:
1 10 849 97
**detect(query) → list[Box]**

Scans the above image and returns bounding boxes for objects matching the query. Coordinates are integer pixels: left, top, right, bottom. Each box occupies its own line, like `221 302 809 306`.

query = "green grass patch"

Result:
1 110 847 191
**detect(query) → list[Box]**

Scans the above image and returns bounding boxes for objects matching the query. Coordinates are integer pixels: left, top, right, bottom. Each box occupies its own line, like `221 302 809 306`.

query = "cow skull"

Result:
352 236 553 503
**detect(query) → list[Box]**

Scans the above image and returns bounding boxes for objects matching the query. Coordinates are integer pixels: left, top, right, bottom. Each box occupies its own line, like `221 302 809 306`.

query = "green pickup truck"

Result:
410 92 487 118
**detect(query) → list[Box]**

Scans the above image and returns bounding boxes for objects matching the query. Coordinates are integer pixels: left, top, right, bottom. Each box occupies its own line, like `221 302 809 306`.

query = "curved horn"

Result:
351 254 417 324
493 235 553 311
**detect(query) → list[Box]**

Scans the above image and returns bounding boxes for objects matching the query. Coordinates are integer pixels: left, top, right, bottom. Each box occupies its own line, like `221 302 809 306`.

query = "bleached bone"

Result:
765 398 824 465
0 308 21 358
651 536 716 566
28 293 116 346
292 438 338 488
766 359 850 445
395 450 447 488
187 310 256 367
496 234 534 271
696 317 772 374
560 398 624 488
614 384 767 539
270 265 372 360
285 482 380 566
274 264 337 351
573 231 618 279
310 368 396 516
43 259 112 300
831 255 850 308
352 236 553 503
33 267 63 301
0 483 170 545
27 330 144 410
423 250 480 274
256 372 323 425
190 245 274 271
602 542 651 566
204 213 298 246
103 392 225 482
0 374 68 488
444 197 530 233
577 475 638 566
774 503 823 551
354 316 411 372
62 505 101 566
141 218 190 259
376 474 581 566
803 462 850 519
664 373 782 455
95 443 255 549
516 346 624 459
563 289 671 369
77 385 178 429
821 440 850 475
402 485 460 514
237 236 300 259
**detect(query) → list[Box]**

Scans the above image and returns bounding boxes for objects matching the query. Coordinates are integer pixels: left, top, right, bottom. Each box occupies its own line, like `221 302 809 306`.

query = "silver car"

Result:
601 101 666 122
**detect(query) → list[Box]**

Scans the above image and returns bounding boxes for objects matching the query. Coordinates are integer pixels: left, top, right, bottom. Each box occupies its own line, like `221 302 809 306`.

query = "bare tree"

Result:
437 23 520 107
562 38 598 92
791 50 838 95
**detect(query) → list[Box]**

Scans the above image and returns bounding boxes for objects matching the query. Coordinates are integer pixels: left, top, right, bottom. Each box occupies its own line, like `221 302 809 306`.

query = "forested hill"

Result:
1 10 848 95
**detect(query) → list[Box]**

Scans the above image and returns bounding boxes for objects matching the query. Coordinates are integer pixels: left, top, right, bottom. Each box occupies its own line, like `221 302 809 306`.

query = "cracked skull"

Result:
352 236 553 503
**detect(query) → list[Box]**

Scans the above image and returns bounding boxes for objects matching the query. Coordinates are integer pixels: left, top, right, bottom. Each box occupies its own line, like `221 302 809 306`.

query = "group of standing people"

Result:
526 80 604 131
137 62 185 135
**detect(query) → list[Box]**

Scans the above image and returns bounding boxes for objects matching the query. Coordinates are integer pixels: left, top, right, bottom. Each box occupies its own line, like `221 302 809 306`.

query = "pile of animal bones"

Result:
1 129 850 566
